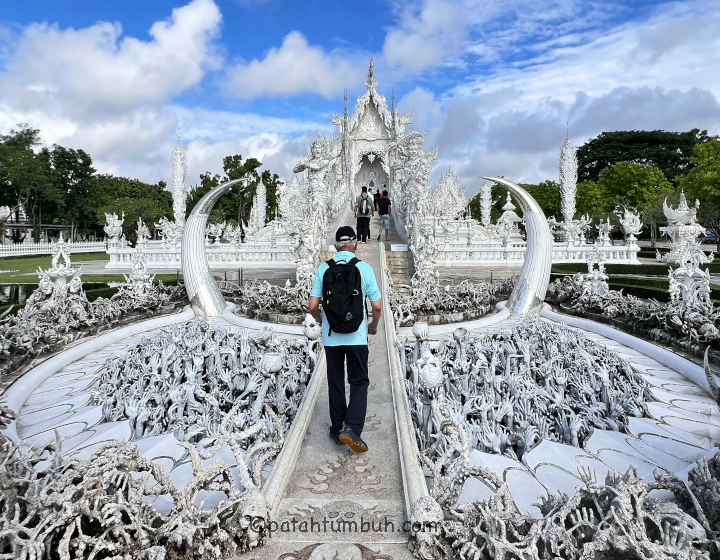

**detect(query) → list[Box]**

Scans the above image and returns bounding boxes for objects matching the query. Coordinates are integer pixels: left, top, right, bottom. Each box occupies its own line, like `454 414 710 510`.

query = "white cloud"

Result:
383 0 468 73
404 0 720 191
224 31 365 99
0 0 222 117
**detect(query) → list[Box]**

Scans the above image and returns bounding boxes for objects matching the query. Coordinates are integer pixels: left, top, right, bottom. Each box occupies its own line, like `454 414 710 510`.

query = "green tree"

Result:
679 140 720 207
597 162 671 210
0 124 63 242
678 140 720 240
576 180 611 222
49 145 96 240
637 184 678 247
577 129 713 183
94 175 172 242
520 180 562 219
261 169 282 222
186 155 275 236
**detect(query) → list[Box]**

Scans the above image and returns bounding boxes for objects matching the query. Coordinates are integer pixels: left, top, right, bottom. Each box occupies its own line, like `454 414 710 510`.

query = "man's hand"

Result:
368 299 381 335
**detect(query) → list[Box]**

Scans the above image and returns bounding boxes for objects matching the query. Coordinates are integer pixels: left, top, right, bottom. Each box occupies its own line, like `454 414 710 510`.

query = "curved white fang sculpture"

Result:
482 177 553 315
182 178 245 317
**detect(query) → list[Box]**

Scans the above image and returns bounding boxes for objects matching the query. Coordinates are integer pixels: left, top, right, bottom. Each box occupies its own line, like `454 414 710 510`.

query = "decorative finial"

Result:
365 56 378 91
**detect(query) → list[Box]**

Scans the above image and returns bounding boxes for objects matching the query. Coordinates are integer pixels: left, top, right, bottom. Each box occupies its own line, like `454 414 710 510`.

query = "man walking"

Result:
354 186 373 243
376 189 392 242
308 226 382 453
374 186 382 212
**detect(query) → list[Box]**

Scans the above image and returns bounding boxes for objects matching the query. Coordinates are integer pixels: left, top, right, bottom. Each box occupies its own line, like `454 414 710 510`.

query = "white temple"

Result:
105 59 640 271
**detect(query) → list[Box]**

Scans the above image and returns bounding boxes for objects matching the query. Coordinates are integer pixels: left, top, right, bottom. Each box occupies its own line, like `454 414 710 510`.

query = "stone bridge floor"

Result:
239 213 416 559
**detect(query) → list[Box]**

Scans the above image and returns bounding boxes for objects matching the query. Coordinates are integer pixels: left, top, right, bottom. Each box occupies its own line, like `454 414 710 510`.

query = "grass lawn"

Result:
0 253 180 284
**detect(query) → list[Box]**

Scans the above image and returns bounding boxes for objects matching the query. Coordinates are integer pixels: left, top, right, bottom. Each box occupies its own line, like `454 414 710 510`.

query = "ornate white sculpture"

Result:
619 206 643 243
206 221 226 245
408 402 719 559
559 131 578 226
431 169 467 220
103 212 124 244
172 134 188 225
246 179 267 240
479 180 492 227
656 191 715 317
0 235 184 376
0 402 280 557
136 217 151 246
290 133 342 300
658 191 711 266
496 193 524 244
92 319 316 441
596 217 613 246
123 245 154 295
401 317 650 459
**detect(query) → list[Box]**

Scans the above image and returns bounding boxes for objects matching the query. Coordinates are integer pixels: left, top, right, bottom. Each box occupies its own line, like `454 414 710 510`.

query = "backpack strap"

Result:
325 258 336 267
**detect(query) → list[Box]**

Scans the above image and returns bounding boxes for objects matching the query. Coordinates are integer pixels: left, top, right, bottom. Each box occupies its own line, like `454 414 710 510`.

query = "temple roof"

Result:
347 58 393 137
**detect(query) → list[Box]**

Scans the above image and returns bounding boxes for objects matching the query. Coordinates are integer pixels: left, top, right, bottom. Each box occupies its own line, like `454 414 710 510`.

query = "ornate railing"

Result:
0 241 106 258
106 240 295 270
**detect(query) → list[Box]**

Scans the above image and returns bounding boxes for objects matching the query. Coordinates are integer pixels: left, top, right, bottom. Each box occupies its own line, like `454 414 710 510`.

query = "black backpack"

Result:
322 257 364 336
358 195 371 216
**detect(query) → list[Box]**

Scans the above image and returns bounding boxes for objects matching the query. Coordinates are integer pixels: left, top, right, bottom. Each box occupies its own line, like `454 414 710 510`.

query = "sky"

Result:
1 0 719 196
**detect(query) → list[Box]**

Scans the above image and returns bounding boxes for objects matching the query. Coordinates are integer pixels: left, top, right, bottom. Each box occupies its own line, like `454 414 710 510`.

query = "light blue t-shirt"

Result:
310 251 382 346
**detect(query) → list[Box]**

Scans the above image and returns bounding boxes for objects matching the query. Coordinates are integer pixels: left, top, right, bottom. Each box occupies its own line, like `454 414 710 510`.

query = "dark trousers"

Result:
325 345 369 435
356 217 371 242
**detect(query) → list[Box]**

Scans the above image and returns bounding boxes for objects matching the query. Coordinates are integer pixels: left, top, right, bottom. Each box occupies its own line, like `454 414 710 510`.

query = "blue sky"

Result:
1 0 719 195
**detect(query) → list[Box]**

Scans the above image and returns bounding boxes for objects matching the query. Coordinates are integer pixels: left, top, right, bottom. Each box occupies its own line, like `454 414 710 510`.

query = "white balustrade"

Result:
0 241 106 259
106 239 296 270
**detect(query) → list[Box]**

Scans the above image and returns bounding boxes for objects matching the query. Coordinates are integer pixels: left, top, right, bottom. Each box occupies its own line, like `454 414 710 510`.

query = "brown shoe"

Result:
339 424 368 453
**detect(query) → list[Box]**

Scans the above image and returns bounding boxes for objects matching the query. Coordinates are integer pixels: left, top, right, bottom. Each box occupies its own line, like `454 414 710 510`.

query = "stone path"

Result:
239 213 416 559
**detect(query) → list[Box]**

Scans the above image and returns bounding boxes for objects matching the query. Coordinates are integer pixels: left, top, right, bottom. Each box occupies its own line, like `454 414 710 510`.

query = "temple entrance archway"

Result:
353 153 389 195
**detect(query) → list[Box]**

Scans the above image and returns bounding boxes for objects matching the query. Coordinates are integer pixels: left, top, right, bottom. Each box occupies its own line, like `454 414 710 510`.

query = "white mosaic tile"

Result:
534 463 582 496
504 468 547 518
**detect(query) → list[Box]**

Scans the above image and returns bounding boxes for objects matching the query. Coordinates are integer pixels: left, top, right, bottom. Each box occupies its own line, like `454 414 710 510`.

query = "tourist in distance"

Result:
376 189 392 242
307 226 382 453
374 186 382 211
354 186 374 243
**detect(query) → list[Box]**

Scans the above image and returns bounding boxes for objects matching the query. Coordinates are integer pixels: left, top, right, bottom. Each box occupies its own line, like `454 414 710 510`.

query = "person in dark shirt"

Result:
373 186 382 212
376 189 392 241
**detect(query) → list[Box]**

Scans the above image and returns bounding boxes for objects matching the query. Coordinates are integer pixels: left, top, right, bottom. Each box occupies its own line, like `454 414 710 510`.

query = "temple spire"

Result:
365 56 378 91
